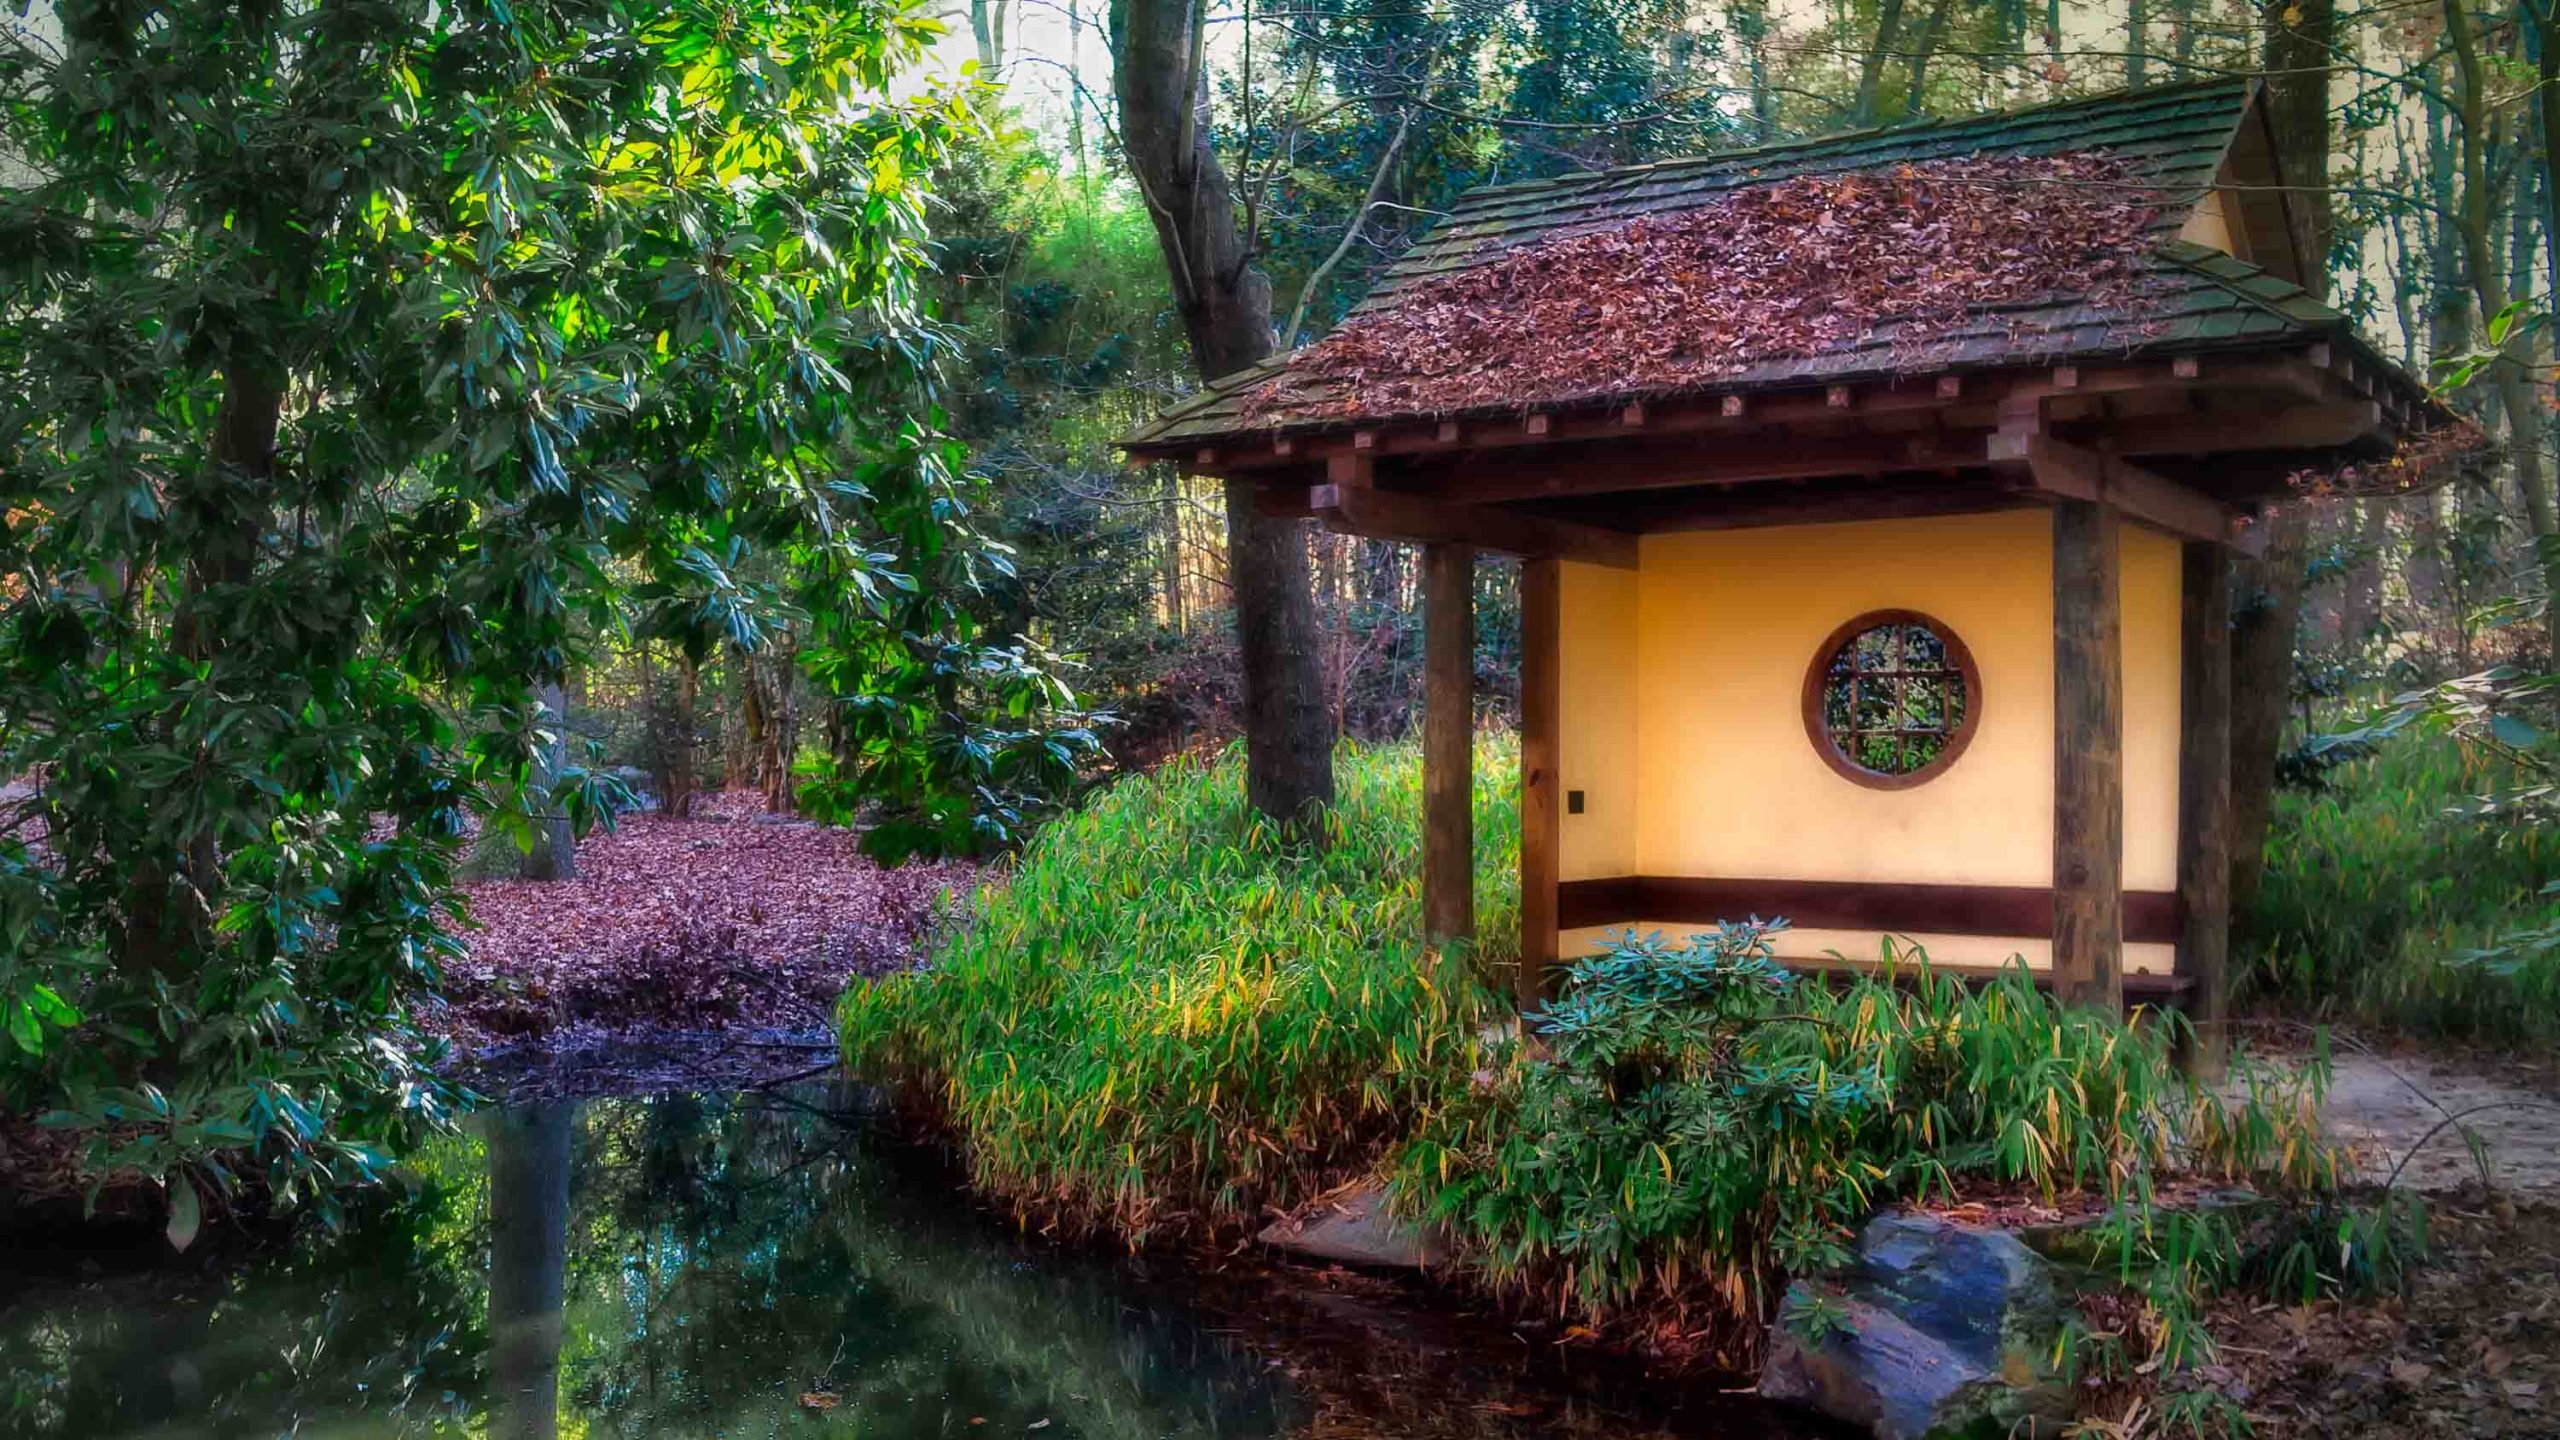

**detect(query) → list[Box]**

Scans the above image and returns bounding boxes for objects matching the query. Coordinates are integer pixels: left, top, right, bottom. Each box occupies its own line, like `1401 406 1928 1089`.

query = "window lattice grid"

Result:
1818 621 1971 778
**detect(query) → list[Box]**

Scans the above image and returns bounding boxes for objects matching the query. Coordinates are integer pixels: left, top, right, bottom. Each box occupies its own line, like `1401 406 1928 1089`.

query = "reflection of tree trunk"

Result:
488 1104 572 1440
524 684 577 882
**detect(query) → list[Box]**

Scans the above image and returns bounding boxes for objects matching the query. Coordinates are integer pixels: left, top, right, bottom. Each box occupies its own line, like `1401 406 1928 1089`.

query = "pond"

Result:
0 1084 1829 1439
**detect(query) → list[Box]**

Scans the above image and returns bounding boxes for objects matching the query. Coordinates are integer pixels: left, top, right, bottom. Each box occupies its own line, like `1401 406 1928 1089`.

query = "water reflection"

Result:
488 1104 570 1440
0 1086 1820 1439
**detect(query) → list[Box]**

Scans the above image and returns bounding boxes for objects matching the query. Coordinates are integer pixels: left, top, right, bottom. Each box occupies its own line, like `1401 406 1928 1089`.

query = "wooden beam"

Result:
1519 557 1562 1013
1423 543 1476 963
1148 355 2343 474
2053 501 2125 1011
1310 484 1638 569
1553 475 2027 535
1558 876 2182 946
1412 433 1989 505
2177 541 2233 1074
1250 483 1315 519
1993 432 2264 553
2103 400 2383 457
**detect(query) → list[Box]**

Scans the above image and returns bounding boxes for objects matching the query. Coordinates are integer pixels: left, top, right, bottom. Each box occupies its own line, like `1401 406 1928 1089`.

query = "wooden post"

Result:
2177 541 2233 1075
1422 542 1476 961
1519 556 1562 1012
2052 501 2124 1011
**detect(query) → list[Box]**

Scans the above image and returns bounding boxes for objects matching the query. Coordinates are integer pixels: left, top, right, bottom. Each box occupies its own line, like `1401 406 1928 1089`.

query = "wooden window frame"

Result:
1800 608 1983 791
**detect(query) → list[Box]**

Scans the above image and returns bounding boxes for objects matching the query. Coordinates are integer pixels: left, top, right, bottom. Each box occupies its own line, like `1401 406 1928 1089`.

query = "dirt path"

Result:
2306 1049 2560 1195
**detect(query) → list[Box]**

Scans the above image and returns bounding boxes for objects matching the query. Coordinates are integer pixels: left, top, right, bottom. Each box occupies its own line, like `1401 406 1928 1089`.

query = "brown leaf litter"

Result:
439 792 977 1046
1246 152 2163 424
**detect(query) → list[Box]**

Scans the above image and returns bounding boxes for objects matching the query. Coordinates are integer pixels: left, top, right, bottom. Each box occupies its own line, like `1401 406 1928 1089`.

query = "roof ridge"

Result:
1455 77 2255 206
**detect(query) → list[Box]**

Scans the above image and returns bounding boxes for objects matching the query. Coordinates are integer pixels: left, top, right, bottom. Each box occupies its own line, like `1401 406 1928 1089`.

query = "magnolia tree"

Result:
0 0 1089 1224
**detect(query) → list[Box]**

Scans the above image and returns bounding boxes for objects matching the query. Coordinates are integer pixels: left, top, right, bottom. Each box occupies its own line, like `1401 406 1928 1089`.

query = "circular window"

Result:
1801 610 1980 789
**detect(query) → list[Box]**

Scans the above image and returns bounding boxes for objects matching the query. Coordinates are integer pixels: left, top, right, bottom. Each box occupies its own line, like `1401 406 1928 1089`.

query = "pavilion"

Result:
1120 78 2457 1053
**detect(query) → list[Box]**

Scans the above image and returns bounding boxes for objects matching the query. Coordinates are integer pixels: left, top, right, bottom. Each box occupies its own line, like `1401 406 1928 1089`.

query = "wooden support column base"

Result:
2052 499 2125 1011
1422 542 1476 968
1519 556 1562 1013
2177 541 2234 1075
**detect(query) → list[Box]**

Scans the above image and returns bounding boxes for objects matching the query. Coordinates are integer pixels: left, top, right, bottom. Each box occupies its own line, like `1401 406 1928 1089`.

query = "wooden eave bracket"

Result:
1991 427 2266 555
1311 484 1638 570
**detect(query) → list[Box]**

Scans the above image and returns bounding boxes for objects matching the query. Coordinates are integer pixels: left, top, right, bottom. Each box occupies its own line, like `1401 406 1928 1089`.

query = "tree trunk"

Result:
2339 500 2388 648
1851 0 1909 126
1903 0 1958 116
2229 0 2332 922
1111 0 1333 826
524 682 578 882
970 0 1010 74
2446 0 2560 662
120 365 285 984
668 653 699 817
1159 464 1186 633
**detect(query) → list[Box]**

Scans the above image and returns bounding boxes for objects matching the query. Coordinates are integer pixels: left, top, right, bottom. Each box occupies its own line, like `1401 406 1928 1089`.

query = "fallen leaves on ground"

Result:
1247 152 2160 424
2209 1191 2560 1438
440 794 977 1046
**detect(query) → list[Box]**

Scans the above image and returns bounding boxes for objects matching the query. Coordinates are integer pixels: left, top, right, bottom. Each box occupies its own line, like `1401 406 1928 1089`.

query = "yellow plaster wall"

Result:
1558 561 1640 881
1553 508 2185 976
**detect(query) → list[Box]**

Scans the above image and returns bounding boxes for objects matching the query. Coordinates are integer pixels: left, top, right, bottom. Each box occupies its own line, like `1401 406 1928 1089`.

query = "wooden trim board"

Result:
1556 875 2181 946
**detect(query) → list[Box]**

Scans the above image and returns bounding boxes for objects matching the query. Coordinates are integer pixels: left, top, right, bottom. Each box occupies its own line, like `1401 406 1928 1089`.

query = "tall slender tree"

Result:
1109 0 1335 825
2229 0 2333 918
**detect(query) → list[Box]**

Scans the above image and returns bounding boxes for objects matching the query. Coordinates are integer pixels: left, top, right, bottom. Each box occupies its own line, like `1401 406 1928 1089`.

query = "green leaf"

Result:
2491 713 2541 749
164 1178 201 1254
6 1001 40 1055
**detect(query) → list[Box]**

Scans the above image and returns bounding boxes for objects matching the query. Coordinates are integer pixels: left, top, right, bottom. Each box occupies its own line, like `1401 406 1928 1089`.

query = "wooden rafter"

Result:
1308 484 1639 569
1990 431 2265 553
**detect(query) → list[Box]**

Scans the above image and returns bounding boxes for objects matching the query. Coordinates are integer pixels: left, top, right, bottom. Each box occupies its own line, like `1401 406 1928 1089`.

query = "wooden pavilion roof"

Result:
1121 80 2460 561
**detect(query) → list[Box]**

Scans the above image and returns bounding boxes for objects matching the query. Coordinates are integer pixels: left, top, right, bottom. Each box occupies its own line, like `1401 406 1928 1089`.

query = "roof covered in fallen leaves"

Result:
1126 79 2402 452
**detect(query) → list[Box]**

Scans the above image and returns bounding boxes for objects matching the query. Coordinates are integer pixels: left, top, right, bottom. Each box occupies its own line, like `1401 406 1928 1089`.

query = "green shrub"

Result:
2248 733 2560 1037
838 738 1518 1235
1391 925 2347 1359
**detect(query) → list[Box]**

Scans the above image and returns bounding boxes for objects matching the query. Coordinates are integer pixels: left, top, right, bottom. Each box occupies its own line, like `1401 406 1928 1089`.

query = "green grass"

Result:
2247 733 2560 1038
843 741 2393 1401
839 738 1518 1236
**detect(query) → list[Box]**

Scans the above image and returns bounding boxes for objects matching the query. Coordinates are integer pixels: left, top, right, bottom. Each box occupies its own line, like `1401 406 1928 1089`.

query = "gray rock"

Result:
1256 1181 1450 1270
1760 1211 2075 1440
